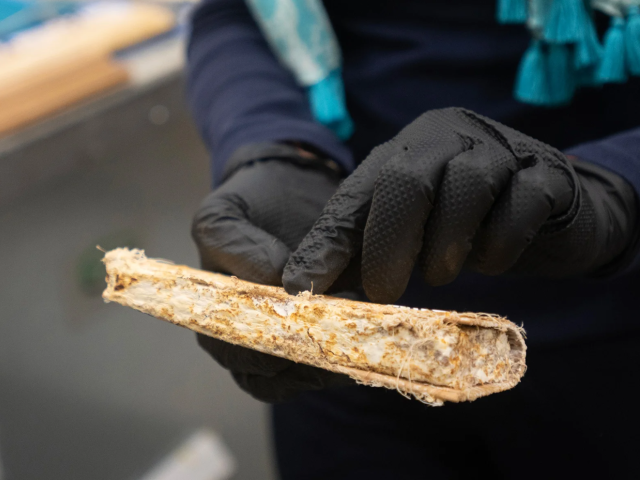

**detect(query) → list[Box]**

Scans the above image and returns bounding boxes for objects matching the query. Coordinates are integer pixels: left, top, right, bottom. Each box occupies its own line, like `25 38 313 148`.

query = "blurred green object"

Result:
76 230 141 295
0 0 78 40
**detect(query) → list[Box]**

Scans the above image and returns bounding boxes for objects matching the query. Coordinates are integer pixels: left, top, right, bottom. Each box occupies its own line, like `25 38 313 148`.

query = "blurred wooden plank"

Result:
0 58 129 135
0 46 106 105
0 3 174 106
0 34 185 157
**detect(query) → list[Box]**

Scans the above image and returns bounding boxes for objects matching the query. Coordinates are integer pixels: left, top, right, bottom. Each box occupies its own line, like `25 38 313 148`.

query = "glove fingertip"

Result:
282 266 314 295
245 241 291 286
420 259 460 287
362 283 403 305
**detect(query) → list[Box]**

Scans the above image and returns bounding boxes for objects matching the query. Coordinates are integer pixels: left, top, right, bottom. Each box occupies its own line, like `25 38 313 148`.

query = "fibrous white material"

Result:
103 248 526 405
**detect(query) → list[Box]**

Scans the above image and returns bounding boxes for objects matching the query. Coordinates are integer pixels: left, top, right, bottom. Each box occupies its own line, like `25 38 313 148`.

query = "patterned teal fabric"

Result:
245 0 353 138
246 0 640 116
1 1 77 40
505 0 640 106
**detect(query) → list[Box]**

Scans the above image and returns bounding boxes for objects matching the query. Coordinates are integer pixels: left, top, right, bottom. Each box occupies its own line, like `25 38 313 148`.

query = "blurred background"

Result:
0 1 275 478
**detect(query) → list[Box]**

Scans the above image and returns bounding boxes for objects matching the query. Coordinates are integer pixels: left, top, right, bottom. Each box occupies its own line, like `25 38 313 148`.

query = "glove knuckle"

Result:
439 106 466 116
191 216 213 242
375 160 431 209
363 139 401 165
447 150 481 171
518 169 550 193
193 193 244 232
378 156 410 177
446 153 495 187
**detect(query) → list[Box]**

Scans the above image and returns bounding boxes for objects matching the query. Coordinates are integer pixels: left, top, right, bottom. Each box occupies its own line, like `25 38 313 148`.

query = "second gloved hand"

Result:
284 108 638 304
192 150 353 402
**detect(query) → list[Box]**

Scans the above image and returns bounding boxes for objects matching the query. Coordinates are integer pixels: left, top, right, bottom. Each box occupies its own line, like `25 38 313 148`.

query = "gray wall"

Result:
0 79 276 480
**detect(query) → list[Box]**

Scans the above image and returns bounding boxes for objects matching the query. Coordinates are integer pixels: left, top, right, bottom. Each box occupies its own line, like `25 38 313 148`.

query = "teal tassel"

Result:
308 69 354 140
528 0 552 31
547 43 575 104
576 65 602 87
515 39 553 105
333 115 354 141
497 0 528 24
544 0 590 43
596 17 628 83
625 6 640 76
574 12 603 69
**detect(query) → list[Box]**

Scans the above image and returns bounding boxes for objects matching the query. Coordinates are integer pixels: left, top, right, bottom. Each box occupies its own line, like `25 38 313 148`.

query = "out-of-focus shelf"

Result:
0 32 186 156
0 1 181 135
0 32 187 207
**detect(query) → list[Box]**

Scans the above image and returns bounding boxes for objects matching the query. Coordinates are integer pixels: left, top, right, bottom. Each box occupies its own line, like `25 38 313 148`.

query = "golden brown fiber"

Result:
102 248 526 405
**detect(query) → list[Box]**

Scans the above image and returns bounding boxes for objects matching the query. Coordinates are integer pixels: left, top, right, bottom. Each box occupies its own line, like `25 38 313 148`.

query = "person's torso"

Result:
324 0 640 345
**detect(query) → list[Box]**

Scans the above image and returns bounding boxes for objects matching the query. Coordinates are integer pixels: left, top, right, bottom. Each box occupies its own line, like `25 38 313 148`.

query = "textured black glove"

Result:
192 145 353 402
284 108 639 304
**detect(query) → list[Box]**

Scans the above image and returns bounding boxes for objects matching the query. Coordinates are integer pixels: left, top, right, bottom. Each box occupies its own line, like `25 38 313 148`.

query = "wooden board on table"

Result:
0 3 174 134
0 57 129 135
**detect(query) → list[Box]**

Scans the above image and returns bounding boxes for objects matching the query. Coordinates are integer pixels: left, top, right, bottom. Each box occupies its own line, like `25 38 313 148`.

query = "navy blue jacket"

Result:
187 0 640 346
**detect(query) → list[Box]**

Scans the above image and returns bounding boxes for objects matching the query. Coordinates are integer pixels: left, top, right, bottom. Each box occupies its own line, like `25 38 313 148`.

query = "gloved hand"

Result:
284 107 639 304
192 145 354 402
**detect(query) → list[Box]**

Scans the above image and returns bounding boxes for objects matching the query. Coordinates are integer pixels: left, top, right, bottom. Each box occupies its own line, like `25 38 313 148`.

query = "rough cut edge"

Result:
102 248 527 405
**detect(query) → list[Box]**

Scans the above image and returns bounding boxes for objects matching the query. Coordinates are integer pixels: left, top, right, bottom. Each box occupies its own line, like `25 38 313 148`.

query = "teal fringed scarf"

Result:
245 0 640 138
505 0 640 106
244 0 353 139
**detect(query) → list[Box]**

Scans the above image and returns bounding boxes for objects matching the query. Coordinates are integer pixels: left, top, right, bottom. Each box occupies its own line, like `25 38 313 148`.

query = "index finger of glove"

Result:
283 140 401 295
192 191 291 286
197 334 292 376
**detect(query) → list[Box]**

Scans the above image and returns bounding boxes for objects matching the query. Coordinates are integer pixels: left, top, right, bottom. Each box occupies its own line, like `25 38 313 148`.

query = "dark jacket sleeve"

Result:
565 127 640 272
186 0 354 184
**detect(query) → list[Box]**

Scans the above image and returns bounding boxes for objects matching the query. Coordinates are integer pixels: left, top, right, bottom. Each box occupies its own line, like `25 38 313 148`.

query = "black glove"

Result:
192 144 353 402
284 107 639 304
